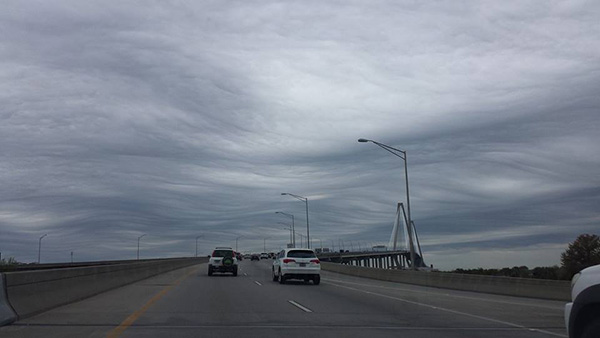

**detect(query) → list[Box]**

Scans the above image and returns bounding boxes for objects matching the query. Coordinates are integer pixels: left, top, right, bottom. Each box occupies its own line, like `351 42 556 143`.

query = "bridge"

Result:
318 249 422 269
317 202 428 269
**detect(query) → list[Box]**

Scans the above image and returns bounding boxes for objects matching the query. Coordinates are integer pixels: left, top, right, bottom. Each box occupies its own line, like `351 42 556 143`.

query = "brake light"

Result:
283 258 296 264
310 259 320 264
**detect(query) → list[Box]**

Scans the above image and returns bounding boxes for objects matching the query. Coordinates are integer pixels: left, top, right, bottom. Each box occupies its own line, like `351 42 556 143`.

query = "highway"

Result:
1 260 567 338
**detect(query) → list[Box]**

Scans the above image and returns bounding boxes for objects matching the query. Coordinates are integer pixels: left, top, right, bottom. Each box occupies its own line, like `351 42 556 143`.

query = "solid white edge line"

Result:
324 281 566 338
254 281 262 286
288 300 313 313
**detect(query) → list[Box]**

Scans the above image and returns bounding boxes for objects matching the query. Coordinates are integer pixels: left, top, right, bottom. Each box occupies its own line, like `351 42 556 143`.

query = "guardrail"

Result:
321 262 570 301
0 257 207 326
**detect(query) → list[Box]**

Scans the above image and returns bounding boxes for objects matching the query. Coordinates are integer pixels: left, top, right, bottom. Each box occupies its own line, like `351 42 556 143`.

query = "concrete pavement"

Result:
0 259 567 338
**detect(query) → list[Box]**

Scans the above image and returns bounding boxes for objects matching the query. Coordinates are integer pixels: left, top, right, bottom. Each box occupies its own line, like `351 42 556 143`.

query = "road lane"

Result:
0 259 567 338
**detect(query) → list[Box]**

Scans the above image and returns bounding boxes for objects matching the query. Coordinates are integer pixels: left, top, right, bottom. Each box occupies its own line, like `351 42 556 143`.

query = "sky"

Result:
1 1 599 270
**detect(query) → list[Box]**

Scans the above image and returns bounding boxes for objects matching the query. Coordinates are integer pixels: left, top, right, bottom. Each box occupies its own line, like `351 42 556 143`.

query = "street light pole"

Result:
195 235 203 257
276 212 296 247
297 233 304 247
279 226 293 247
281 193 310 249
137 234 146 260
358 138 417 270
38 234 47 264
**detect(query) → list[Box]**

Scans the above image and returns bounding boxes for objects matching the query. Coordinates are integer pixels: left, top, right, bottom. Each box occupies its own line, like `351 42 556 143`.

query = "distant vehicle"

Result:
269 252 276 259
243 254 251 259
314 248 330 254
235 252 243 261
208 247 238 276
565 264 600 338
250 254 260 261
272 249 320 285
372 245 387 252
260 252 269 259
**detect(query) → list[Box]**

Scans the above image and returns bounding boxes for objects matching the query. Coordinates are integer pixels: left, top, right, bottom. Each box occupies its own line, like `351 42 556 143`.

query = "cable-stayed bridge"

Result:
318 202 427 269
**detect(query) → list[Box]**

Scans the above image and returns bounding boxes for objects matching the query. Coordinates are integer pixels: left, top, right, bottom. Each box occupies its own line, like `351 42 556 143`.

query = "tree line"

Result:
451 234 600 280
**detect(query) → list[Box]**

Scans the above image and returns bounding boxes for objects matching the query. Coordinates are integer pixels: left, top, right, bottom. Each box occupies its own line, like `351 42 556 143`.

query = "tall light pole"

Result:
263 237 271 252
276 212 296 247
280 226 293 247
137 234 146 260
38 234 47 264
278 221 294 247
236 236 243 252
281 193 310 249
297 233 305 247
358 138 417 270
195 235 204 257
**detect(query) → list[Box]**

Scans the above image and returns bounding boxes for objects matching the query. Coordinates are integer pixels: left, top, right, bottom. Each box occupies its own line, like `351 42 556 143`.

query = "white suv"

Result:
208 247 238 276
565 264 600 338
272 248 320 285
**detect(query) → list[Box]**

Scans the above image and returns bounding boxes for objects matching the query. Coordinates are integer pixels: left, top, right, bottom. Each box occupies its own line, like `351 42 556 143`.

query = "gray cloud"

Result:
1 1 599 269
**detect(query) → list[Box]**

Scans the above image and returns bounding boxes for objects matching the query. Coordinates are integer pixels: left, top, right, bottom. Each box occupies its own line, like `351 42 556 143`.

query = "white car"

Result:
565 264 600 338
260 252 269 259
208 247 238 276
272 248 320 285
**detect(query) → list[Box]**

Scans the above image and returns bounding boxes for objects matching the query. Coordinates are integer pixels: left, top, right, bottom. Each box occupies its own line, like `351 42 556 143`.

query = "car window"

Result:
212 250 233 257
286 250 316 258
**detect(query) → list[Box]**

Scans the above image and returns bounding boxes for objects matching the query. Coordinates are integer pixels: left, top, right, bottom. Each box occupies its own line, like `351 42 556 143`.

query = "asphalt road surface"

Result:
1 260 567 338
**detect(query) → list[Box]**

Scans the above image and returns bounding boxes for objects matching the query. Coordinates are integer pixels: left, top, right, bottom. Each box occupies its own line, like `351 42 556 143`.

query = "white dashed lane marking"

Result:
288 300 312 313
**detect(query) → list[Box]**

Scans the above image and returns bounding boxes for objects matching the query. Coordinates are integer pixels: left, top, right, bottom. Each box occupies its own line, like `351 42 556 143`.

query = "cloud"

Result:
0 1 599 268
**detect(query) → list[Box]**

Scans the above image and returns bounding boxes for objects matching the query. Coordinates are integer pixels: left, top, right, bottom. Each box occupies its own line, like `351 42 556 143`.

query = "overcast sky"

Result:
1 1 599 270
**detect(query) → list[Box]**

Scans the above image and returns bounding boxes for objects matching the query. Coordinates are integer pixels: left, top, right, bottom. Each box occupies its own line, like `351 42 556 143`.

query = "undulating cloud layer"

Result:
1 1 599 269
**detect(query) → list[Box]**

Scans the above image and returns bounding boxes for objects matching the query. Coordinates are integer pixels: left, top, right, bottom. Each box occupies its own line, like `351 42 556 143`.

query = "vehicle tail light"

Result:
283 258 296 264
310 259 320 264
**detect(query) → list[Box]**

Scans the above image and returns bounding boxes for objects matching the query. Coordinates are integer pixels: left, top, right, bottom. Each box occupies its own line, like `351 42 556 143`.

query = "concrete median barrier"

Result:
321 262 570 301
0 257 207 324
0 274 17 326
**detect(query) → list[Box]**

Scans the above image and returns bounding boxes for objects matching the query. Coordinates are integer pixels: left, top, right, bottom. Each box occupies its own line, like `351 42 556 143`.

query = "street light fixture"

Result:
358 138 417 270
281 193 310 249
137 234 146 260
195 235 204 257
275 211 296 247
38 234 48 264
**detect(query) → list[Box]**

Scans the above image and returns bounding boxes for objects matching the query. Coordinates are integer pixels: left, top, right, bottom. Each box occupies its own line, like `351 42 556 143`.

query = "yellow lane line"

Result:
106 266 200 338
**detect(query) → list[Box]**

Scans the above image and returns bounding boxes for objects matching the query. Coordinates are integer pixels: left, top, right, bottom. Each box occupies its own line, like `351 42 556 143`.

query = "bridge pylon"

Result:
388 202 426 269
